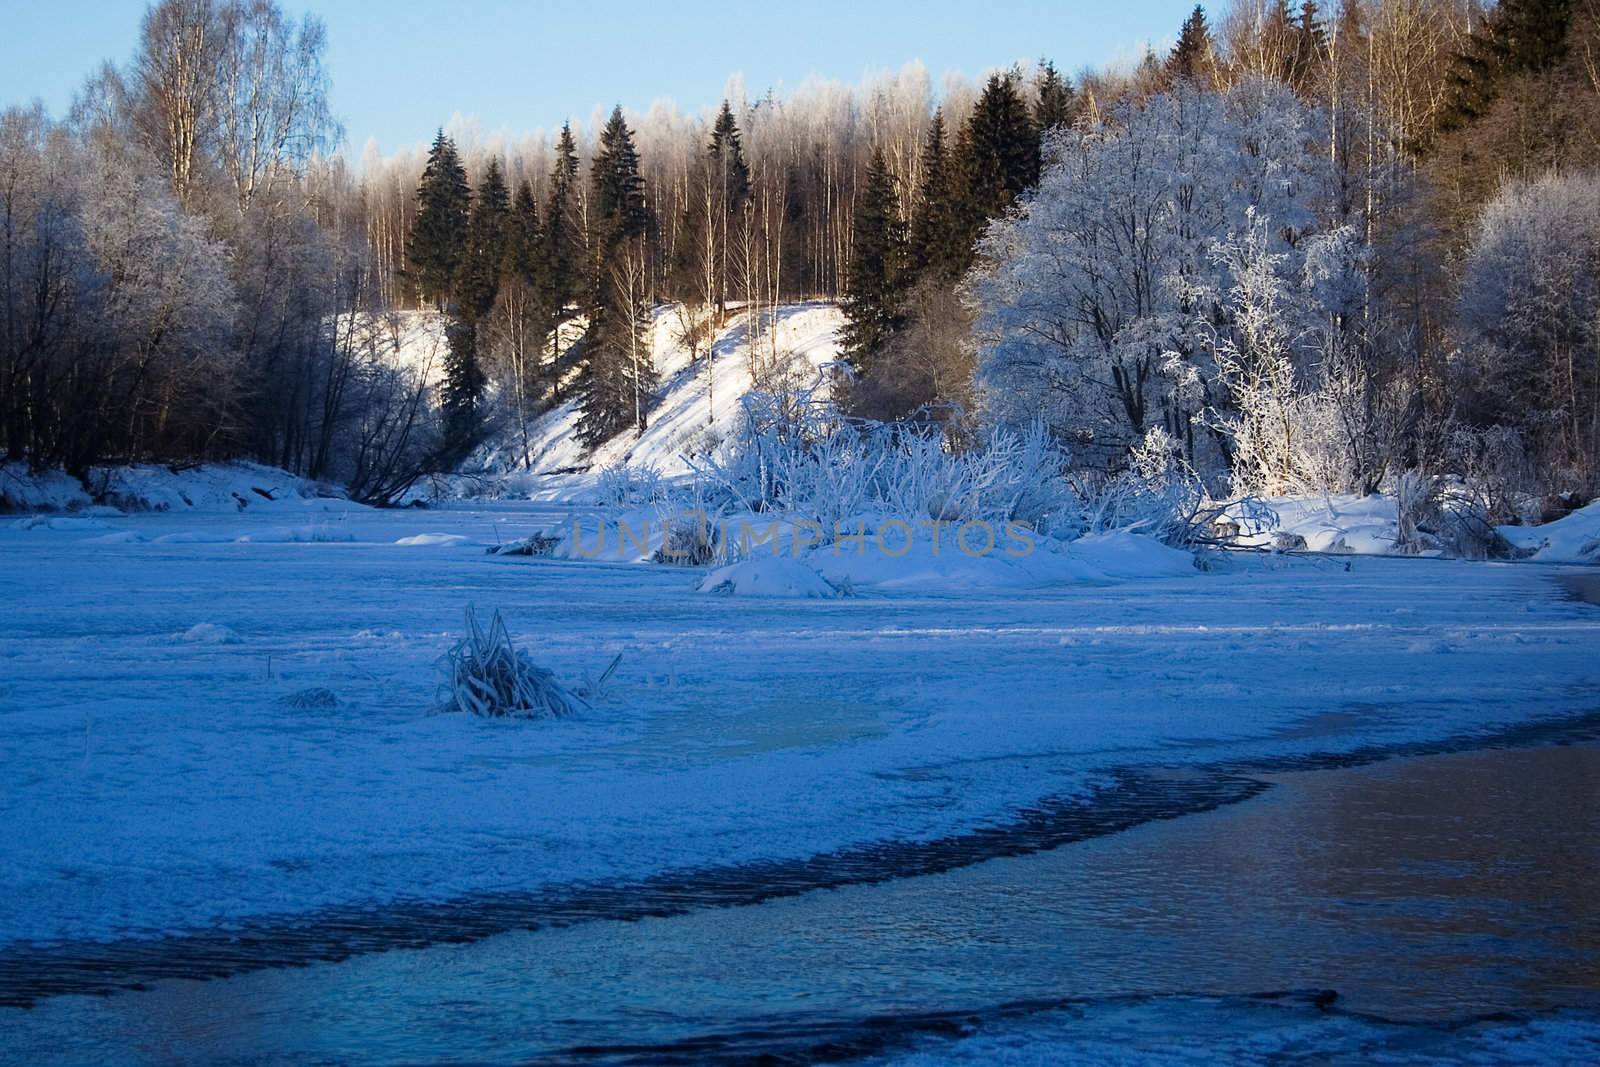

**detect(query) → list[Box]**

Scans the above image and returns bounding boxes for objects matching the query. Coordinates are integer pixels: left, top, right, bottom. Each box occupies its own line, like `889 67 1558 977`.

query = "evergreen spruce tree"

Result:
1167 5 1215 84
1288 1 1329 94
1437 0 1577 134
505 178 543 286
536 123 581 399
440 319 488 454
1033 60 1076 133
840 149 908 371
454 157 510 322
963 73 1040 224
407 129 470 308
708 100 751 314
576 107 656 447
439 158 509 451
908 110 967 283
541 123 582 322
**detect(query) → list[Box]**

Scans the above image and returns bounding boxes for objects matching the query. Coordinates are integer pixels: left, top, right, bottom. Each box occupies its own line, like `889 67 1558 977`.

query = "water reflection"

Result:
4 744 1598 1064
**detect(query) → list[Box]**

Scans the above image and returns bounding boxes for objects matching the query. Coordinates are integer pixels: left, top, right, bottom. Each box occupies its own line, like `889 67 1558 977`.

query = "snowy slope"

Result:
515 302 844 481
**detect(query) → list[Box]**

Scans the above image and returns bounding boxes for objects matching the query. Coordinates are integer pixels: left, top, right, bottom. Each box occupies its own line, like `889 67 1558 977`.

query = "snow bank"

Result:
698 558 841 598
394 532 472 547
1500 499 1600 563
801 527 1188 593
179 622 242 644
0 463 92 512
1234 494 1400 554
90 462 357 514
1067 531 1200 578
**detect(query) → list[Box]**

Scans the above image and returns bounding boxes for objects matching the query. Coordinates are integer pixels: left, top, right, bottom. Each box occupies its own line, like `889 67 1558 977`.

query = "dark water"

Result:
3 741 1598 1065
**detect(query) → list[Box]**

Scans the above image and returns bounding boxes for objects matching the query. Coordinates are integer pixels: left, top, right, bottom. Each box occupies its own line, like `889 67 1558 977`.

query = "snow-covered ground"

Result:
1233 492 1600 563
2 499 1597 945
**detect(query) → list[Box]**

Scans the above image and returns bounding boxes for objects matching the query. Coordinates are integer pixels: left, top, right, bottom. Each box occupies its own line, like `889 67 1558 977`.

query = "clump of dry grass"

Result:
437 605 586 719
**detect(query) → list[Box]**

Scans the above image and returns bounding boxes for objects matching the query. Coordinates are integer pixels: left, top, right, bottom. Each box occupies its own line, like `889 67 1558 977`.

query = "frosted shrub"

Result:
596 463 668 507
437 606 585 719
689 391 1081 545
1394 470 1440 554
1444 426 1539 524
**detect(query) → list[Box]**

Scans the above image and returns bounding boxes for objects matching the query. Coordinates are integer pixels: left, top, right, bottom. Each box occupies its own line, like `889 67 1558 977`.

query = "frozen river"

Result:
2 502 1598 1061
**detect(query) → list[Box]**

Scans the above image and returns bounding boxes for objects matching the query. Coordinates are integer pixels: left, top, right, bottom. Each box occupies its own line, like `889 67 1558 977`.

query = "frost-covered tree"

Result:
970 62 1430 493
969 77 1341 474
1454 169 1600 492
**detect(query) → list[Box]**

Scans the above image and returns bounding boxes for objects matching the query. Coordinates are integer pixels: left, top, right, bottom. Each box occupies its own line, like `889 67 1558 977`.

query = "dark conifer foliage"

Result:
577 107 656 447
1438 0 1577 134
407 129 470 308
440 319 489 453
541 122 582 320
1033 60 1076 133
707 99 751 314
504 179 543 287
436 158 511 454
454 158 510 323
709 100 751 210
1167 5 1215 84
840 149 908 371
963 73 1040 224
908 110 967 284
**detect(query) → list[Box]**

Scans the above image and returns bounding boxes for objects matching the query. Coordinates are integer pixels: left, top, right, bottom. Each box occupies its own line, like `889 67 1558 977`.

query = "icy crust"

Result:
1 503 1597 944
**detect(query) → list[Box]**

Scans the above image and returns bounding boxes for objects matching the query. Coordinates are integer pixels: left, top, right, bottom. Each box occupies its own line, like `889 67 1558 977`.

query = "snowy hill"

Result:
509 302 843 481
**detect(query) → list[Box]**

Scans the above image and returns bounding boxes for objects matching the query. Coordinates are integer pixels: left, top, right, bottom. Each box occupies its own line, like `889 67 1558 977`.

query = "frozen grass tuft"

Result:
437 605 586 719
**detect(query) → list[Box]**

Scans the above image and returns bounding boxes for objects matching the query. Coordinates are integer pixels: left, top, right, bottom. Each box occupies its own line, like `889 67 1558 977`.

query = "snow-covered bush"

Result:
1075 427 1253 548
1442 426 1540 525
687 389 1081 551
437 606 584 719
596 463 669 507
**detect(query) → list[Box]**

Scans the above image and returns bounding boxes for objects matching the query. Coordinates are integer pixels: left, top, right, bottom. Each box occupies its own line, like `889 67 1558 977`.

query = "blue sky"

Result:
3 1 1197 155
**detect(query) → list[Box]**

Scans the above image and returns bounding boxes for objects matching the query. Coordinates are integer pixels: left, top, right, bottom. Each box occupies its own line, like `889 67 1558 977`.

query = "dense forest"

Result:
2 0 1598 515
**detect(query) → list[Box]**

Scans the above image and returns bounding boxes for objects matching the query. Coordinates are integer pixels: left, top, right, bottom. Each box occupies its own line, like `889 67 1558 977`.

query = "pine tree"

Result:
1167 5 1215 84
964 73 1040 223
576 106 656 447
454 157 510 323
840 149 908 370
407 129 470 308
707 100 751 314
541 122 581 322
436 158 510 452
908 110 967 283
504 178 543 286
1033 60 1076 133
